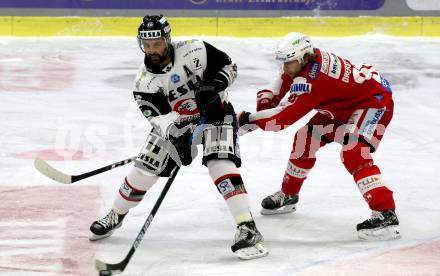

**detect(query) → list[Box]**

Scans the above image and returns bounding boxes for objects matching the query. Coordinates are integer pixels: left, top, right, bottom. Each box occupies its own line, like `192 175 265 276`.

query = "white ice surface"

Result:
1 36 439 276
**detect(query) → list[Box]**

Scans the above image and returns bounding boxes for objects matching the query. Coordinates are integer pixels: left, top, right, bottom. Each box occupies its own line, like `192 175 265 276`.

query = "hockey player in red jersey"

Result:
88 15 268 260
238 32 400 241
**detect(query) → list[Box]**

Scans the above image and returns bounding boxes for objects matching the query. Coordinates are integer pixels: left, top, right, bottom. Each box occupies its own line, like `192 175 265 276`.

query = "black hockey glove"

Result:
194 82 222 115
237 111 258 136
195 63 237 120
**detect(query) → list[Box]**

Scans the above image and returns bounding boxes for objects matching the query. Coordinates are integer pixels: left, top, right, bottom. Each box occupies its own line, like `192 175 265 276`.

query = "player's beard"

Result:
147 47 169 66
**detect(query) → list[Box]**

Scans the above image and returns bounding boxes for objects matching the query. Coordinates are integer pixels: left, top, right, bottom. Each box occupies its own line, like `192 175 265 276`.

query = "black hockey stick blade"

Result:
95 167 180 275
34 156 136 184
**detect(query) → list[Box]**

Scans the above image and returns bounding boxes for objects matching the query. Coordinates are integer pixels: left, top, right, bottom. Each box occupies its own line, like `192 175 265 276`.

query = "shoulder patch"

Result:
320 51 330 74
307 62 320 80
380 76 392 93
341 58 352 83
328 53 342 79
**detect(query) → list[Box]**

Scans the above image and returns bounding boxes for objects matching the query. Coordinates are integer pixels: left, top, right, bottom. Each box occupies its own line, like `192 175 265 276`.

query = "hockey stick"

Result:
34 156 136 184
95 166 180 275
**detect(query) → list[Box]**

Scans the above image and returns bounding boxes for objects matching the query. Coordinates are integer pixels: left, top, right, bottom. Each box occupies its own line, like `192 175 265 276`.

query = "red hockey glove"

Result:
256 89 279 111
237 111 258 136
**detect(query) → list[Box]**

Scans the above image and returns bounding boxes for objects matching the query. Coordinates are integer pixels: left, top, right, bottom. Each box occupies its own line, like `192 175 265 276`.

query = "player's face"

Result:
283 60 302 78
141 38 169 65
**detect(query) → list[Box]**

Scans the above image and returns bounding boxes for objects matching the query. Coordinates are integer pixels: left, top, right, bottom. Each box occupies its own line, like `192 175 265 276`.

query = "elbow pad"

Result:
133 91 171 119
211 63 237 93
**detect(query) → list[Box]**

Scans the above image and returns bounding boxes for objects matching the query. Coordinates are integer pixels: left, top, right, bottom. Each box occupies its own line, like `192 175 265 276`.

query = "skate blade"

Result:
89 230 116 241
234 242 269 260
260 204 296 215
358 225 401 241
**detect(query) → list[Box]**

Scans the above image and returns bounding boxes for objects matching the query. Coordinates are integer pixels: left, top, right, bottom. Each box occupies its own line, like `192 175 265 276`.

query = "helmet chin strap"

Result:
298 56 306 67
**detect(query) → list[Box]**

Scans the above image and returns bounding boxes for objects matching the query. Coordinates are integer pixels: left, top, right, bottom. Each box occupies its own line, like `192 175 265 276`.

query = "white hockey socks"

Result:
112 166 159 214
208 160 252 224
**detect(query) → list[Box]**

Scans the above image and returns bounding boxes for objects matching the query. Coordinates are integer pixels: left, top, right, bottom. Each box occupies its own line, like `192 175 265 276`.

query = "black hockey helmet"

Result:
137 14 171 43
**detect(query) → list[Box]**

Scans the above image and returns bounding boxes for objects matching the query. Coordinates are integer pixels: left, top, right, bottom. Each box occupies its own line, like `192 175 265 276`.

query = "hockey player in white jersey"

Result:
89 15 268 260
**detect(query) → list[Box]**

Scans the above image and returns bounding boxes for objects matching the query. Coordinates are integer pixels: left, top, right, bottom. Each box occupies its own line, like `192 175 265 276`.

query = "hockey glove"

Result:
237 111 258 136
195 63 237 118
194 82 226 124
256 89 280 111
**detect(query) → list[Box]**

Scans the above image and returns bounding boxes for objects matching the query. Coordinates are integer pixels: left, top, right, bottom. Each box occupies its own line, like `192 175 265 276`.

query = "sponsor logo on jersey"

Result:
171 74 180 83
183 47 203 58
289 77 312 95
307 62 320 80
342 59 352 83
328 53 342 79
175 39 197 49
320 51 330 74
143 110 153 118
168 75 202 102
380 76 392 93
173 98 199 116
359 108 385 140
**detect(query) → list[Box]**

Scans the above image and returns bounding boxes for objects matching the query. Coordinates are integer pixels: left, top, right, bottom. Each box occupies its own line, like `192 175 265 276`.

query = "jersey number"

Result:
352 64 382 84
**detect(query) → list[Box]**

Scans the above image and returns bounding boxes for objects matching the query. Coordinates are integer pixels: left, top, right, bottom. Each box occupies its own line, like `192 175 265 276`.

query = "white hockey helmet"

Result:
275 32 314 65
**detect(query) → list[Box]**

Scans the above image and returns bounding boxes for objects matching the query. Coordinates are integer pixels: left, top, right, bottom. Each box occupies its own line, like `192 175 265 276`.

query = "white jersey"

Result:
134 39 218 123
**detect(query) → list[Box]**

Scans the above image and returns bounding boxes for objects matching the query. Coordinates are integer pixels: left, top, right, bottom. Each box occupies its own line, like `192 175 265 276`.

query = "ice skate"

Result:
231 221 268 260
260 190 299 215
357 209 401 240
89 209 126 241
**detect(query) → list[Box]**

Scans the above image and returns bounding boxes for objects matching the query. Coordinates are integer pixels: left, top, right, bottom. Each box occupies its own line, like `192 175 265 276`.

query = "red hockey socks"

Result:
353 165 395 211
281 157 316 196
341 142 395 211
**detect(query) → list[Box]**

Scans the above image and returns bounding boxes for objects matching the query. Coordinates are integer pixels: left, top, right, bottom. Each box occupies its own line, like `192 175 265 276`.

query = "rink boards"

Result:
0 16 440 37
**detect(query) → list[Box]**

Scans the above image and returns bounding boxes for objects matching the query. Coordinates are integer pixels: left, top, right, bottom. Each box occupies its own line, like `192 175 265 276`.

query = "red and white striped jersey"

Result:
249 48 393 131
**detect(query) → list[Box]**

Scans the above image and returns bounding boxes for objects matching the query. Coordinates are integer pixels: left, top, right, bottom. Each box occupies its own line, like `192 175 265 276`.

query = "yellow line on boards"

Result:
0 16 439 37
